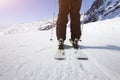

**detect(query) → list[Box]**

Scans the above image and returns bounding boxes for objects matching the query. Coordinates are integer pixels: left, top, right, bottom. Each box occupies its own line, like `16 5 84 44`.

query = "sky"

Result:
0 0 94 25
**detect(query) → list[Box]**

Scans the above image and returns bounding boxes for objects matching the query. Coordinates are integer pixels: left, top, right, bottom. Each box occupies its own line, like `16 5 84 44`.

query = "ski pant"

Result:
56 0 82 41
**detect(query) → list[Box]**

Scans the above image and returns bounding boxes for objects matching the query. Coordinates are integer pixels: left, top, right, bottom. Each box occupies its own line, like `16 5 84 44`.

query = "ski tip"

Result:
54 57 66 60
77 57 88 60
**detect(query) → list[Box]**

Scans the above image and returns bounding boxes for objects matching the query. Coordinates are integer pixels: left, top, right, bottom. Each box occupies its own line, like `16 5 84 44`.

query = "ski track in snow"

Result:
0 17 120 80
0 42 111 80
48 47 111 80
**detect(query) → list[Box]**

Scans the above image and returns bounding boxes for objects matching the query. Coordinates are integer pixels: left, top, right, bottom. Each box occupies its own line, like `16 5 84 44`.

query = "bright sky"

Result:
0 0 94 25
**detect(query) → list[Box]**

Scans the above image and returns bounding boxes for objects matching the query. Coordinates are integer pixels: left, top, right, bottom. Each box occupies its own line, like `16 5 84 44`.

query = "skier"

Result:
56 0 82 50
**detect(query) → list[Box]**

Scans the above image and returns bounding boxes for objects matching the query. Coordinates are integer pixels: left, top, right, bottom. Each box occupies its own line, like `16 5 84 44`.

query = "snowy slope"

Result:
0 17 120 80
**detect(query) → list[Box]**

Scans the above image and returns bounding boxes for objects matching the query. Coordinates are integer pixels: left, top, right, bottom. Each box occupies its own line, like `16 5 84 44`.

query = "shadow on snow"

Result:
81 45 120 51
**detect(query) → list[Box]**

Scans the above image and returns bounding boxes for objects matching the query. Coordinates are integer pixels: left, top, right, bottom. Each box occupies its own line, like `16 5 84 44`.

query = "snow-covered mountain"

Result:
0 18 56 35
84 0 120 23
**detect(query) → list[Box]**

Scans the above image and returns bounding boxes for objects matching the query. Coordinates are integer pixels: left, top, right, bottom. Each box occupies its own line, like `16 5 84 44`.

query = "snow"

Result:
0 17 120 80
0 18 56 36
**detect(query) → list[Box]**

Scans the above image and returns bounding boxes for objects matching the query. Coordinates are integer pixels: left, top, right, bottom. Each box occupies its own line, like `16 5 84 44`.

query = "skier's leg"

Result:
56 0 71 41
70 0 82 41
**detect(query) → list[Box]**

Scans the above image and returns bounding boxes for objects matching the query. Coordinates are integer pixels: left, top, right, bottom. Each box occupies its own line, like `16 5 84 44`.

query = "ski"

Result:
69 39 88 60
54 39 88 60
74 48 88 60
54 49 66 60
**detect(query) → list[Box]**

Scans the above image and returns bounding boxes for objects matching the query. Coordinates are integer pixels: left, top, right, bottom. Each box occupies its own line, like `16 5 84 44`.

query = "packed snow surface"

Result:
0 17 120 80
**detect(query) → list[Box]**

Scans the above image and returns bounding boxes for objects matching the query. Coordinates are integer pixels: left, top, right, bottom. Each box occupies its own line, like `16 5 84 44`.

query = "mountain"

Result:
0 18 56 35
84 0 120 23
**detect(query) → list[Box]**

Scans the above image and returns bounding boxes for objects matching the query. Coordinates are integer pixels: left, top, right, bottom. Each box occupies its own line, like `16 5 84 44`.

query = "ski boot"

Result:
58 38 64 50
69 38 79 49
54 38 66 60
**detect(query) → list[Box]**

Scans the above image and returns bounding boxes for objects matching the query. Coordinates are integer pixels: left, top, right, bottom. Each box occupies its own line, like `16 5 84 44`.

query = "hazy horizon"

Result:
0 0 94 25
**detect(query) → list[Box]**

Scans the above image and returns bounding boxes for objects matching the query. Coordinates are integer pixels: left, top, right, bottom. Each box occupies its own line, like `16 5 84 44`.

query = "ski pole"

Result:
50 0 57 41
81 0 89 41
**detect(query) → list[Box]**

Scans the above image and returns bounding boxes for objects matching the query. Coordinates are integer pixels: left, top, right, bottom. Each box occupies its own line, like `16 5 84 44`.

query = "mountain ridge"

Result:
84 0 120 23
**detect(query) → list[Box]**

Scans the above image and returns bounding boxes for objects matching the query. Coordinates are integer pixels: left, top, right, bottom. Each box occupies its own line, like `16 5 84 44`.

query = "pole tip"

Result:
50 39 53 41
79 40 82 42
